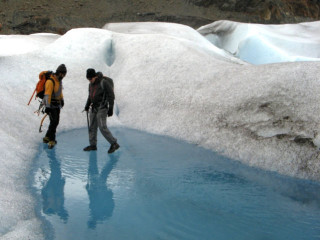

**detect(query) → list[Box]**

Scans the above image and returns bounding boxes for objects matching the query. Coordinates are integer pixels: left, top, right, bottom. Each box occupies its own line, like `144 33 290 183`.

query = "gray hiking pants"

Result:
89 108 117 147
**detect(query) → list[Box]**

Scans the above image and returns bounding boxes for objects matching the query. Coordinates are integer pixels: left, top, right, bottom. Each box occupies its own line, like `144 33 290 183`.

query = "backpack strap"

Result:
100 78 105 90
48 77 55 86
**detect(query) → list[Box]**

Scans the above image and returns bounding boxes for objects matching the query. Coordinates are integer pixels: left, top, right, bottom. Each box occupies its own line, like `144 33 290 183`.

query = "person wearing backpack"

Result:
83 68 120 154
42 64 67 149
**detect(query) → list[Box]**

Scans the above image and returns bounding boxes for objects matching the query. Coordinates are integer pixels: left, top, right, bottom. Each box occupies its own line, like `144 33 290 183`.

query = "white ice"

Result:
0 21 320 239
0 33 59 57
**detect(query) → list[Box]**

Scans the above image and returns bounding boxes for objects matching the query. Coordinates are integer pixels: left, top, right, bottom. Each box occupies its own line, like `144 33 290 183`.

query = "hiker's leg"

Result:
89 109 98 146
45 108 60 141
97 108 117 145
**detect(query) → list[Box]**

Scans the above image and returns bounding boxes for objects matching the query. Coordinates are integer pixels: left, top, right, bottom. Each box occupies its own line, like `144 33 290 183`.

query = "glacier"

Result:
198 20 320 64
0 21 320 239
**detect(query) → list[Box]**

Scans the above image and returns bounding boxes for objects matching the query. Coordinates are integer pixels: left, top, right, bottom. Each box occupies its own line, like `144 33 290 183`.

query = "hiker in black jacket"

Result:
83 68 120 153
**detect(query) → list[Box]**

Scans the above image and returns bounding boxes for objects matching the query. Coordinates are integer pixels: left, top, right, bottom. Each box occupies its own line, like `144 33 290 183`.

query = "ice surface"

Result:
198 20 320 64
103 22 245 64
0 33 59 56
0 21 320 239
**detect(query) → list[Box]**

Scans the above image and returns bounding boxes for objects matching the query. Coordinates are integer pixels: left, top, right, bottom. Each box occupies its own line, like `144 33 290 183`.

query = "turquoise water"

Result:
32 127 320 240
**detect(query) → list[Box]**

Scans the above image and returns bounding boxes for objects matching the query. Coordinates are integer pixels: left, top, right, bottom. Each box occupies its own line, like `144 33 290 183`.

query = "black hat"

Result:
86 68 96 79
56 64 67 74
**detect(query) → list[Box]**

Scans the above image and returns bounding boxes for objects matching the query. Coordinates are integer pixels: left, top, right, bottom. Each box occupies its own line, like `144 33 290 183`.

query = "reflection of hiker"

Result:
41 148 69 223
86 152 118 229
83 68 120 154
42 64 67 149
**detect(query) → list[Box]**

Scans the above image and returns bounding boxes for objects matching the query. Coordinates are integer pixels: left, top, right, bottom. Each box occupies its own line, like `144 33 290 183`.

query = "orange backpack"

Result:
28 71 54 105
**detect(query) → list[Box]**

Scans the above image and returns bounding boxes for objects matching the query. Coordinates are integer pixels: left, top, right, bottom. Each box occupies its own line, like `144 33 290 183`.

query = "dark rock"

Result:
0 0 319 34
186 0 216 7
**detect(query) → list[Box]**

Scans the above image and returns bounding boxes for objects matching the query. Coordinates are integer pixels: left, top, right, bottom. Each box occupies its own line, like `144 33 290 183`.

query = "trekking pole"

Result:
39 114 48 132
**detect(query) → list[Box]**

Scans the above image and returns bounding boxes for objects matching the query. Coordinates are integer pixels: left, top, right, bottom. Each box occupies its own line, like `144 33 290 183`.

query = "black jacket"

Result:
85 76 115 110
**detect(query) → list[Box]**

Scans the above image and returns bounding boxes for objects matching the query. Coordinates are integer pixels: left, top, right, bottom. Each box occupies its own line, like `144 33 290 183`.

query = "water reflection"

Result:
86 152 118 229
34 128 320 240
41 149 69 223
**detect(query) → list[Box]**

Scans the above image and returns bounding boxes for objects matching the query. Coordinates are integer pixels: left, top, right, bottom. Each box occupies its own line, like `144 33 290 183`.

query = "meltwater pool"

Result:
31 127 320 240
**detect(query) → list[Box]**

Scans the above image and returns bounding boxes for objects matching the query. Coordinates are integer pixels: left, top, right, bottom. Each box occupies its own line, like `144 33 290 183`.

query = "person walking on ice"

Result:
83 68 120 154
43 64 67 149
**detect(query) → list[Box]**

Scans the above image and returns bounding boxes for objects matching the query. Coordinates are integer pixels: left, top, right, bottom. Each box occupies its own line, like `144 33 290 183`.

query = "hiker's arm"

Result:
43 80 54 107
85 85 91 111
85 97 91 111
60 92 64 108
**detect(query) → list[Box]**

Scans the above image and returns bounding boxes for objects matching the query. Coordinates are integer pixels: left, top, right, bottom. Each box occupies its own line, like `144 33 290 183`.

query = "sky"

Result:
0 20 320 239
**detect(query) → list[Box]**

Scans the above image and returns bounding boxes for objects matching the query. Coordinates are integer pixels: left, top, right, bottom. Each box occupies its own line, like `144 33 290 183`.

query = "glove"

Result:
108 105 113 117
61 99 64 108
45 107 51 114
84 106 89 111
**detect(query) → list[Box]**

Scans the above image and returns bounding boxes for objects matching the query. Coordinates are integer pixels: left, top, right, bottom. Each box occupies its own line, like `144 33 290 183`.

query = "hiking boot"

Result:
108 142 120 154
43 137 50 143
83 145 97 151
48 140 57 149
